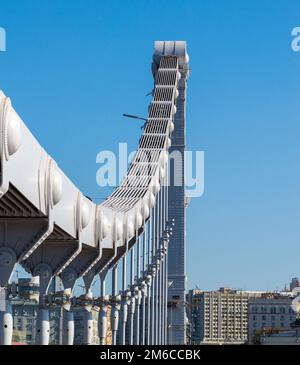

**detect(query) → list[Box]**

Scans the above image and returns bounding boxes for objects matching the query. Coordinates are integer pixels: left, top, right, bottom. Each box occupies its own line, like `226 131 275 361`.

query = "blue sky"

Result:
0 0 299 293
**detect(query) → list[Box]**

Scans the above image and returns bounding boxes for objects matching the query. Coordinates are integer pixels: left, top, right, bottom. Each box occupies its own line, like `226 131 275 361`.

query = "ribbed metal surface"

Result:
102 56 178 212
144 119 169 134
48 225 73 240
0 184 44 218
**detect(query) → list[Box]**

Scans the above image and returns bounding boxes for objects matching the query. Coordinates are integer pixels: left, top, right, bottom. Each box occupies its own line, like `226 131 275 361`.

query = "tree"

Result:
252 327 281 345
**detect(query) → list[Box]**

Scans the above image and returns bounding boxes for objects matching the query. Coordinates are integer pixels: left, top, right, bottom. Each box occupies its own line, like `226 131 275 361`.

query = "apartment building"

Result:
248 293 296 344
187 288 262 344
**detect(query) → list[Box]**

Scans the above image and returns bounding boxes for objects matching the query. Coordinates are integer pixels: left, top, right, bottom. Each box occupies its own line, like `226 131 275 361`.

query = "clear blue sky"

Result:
0 0 299 293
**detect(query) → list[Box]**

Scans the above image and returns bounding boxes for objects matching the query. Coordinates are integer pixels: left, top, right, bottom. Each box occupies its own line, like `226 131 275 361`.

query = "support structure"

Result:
0 41 189 345
164 43 189 345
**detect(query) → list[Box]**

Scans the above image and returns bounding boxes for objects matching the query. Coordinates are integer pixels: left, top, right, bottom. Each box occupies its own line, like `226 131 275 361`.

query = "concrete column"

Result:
111 265 119 345
0 288 12 345
34 264 52 345
120 255 128 345
62 309 74 345
98 274 108 345
0 247 16 345
129 246 135 345
83 309 93 345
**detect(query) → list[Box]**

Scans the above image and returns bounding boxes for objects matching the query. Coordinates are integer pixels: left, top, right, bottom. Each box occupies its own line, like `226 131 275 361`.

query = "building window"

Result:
261 307 267 314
